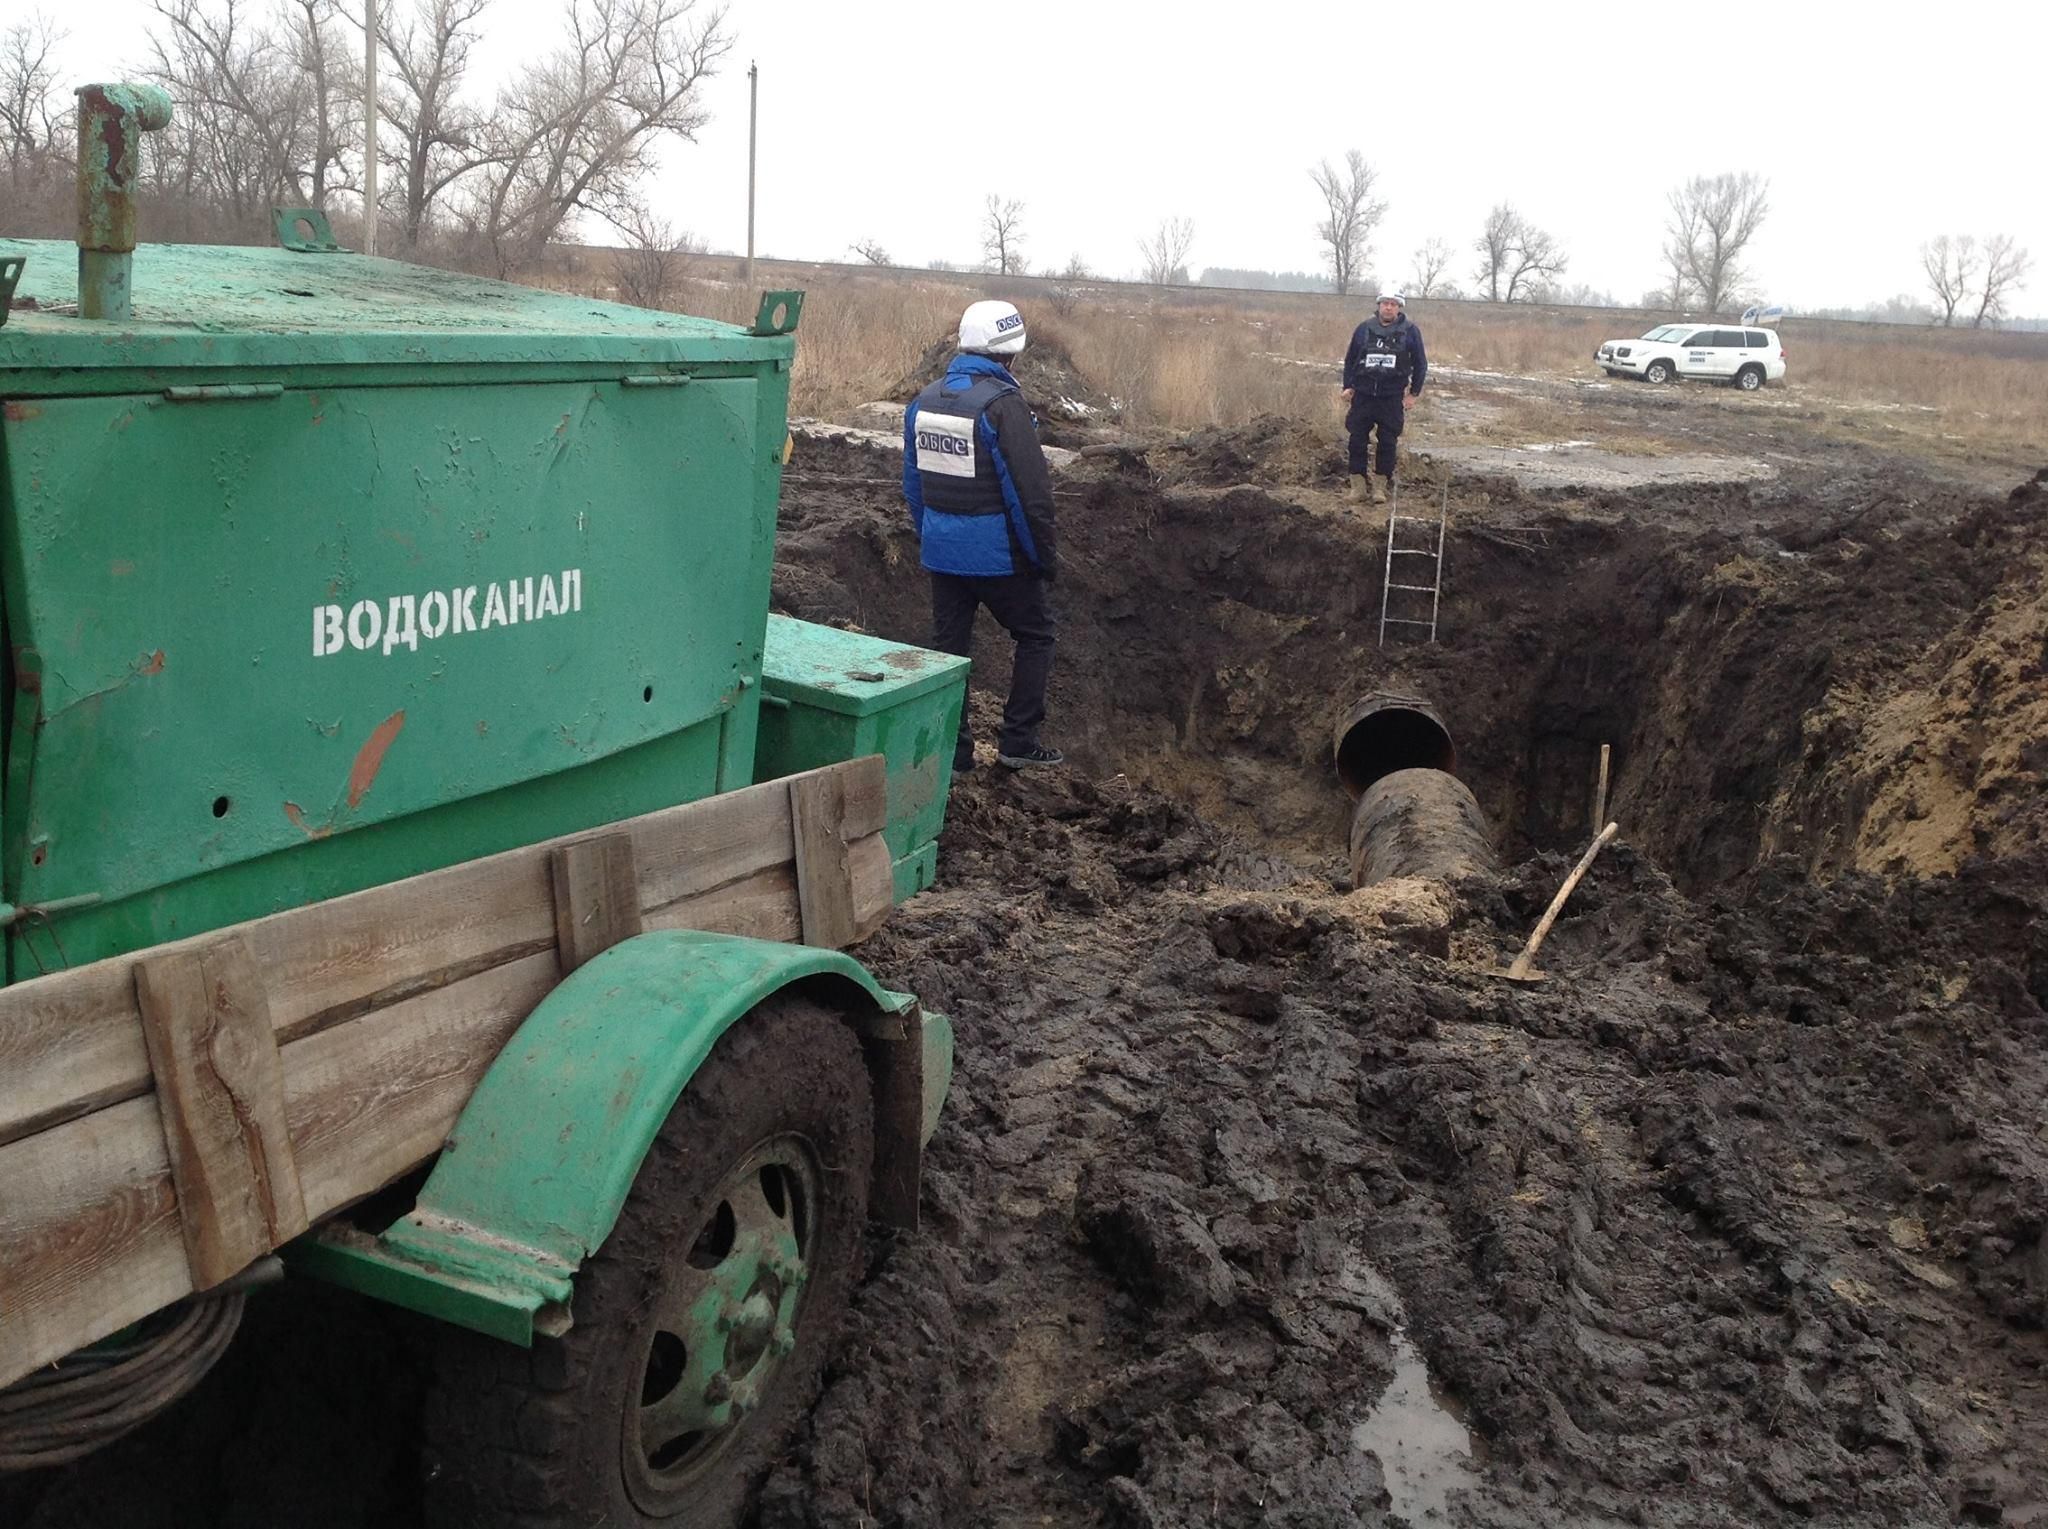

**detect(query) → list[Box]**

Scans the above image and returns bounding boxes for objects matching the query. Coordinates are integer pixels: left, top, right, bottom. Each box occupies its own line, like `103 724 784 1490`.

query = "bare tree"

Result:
145 0 360 229
1664 171 1769 316
1407 237 1455 298
1474 204 1564 302
1503 219 1566 302
849 237 890 265
1908 236 1974 325
1 12 72 218
1919 235 1977 326
1472 204 1516 302
1647 246 1696 312
1971 234 2032 329
609 202 696 307
1136 215 1195 286
376 0 491 248
283 0 360 211
1310 150 1384 297
466 0 730 275
981 194 1025 275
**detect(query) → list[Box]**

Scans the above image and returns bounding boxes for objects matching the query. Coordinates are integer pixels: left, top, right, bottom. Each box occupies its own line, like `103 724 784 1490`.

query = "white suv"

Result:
1595 324 1787 390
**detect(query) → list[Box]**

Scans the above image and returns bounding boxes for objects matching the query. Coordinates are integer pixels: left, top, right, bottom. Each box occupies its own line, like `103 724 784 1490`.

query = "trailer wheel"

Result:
422 996 873 1528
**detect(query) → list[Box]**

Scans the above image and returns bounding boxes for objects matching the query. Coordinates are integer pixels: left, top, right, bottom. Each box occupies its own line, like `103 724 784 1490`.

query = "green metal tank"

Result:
0 216 805 978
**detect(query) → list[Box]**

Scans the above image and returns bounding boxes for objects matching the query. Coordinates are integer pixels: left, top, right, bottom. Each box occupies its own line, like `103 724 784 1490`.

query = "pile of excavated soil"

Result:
9 425 2046 1529
894 330 1120 435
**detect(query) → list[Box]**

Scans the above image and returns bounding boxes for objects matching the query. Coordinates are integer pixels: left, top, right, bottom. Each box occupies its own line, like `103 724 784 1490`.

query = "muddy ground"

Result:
762 424 2048 1529
7 404 2046 1527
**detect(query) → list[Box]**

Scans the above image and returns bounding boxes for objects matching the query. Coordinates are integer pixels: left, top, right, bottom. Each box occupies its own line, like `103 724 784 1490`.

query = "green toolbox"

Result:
756 614 969 900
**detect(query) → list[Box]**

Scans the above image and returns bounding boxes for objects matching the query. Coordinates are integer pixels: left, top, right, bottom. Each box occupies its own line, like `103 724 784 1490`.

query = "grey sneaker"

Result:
996 744 1065 769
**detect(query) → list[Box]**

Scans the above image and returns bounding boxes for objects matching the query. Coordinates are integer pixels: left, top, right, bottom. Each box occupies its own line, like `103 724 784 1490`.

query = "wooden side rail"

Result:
0 757 890 1387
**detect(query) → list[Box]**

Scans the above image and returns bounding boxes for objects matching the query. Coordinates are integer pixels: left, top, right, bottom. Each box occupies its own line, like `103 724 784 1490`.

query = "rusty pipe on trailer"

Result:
1333 691 1498 888
75 83 174 322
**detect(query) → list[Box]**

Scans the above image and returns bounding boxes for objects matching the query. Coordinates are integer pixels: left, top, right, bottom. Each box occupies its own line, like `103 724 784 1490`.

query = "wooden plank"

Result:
283 952 559 1218
133 937 308 1287
631 752 883 913
0 758 888 1149
0 1095 188 1390
550 832 644 974
0 756 898 1384
646 863 804 943
790 771 857 948
0 952 557 1388
848 832 894 944
0 964 151 1148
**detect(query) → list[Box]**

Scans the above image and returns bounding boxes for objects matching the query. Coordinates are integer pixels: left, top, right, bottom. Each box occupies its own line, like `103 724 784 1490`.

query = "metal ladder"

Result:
1378 478 1449 646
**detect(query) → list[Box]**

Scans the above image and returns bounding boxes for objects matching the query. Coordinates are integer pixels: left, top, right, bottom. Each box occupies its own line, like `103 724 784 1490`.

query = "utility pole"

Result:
363 0 379 255
745 62 757 289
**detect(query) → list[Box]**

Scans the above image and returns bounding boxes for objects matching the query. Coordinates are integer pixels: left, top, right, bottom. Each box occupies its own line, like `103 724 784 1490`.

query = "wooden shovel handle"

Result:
1507 822 1619 980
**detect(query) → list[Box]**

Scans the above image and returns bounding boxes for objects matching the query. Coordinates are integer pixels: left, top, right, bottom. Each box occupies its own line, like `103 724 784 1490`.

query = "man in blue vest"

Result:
903 299 1063 771
1340 290 1428 505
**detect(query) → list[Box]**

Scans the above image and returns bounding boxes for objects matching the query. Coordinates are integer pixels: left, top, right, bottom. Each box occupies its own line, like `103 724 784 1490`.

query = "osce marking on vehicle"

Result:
313 569 583 657
914 412 978 478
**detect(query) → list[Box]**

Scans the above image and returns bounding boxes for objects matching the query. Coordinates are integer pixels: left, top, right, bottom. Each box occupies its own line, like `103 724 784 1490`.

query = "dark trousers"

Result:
1346 393 1405 477
931 571 1055 758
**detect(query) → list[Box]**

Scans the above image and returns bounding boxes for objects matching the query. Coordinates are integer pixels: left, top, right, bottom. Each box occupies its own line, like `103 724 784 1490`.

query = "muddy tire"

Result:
1734 364 1765 391
1645 358 1674 384
421 997 874 1529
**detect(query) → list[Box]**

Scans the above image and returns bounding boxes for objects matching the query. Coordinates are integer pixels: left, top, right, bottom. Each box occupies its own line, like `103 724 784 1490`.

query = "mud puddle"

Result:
1341 1259 1484 1523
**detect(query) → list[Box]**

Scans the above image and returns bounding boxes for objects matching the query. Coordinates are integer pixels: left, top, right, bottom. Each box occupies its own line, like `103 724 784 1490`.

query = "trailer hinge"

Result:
163 384 285 403
0 255 24 326
619 373 692 387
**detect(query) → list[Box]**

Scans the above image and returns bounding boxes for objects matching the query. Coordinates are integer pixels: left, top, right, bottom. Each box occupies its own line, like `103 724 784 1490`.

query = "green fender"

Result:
287 929 952 1343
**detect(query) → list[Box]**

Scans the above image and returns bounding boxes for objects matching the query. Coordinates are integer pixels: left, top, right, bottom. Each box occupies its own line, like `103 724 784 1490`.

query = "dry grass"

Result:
581 252 2048 455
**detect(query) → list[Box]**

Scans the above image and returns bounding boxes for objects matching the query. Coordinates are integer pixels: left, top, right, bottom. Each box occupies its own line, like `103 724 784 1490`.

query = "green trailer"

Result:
0 85 965 1525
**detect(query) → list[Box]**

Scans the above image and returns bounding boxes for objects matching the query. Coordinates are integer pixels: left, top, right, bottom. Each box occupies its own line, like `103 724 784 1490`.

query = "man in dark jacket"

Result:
1340 291 1428 505
903 299 1063 771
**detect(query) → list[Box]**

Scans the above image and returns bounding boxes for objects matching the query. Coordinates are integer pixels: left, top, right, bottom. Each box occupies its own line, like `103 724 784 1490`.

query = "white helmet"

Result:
1377 290 1406 307
959 299 1028 356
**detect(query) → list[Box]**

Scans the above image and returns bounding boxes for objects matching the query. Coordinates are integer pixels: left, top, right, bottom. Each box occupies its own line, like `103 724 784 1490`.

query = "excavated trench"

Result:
9 446 2047 1528
764 445 2048 1528
773 443 2036 899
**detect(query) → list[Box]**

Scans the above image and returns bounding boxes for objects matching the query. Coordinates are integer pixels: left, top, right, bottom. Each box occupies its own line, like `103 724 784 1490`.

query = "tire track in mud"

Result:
770 772 2048 1528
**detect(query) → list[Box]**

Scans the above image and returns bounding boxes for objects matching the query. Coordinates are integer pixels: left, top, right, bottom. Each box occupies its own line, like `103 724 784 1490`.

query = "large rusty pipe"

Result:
75 83 173 322
1333 691 1498 887
1348 769 1497 888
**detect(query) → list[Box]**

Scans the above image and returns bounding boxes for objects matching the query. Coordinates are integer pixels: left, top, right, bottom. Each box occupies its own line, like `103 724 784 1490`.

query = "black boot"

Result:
997 744 1065 769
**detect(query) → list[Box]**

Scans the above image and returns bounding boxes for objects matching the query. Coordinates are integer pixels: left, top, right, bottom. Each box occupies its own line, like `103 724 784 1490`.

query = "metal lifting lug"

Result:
0 255 25 326
748 290 804 336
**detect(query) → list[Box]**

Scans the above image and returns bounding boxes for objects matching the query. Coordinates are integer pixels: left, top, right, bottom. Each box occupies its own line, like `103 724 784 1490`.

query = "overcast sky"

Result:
58 0 2048 313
